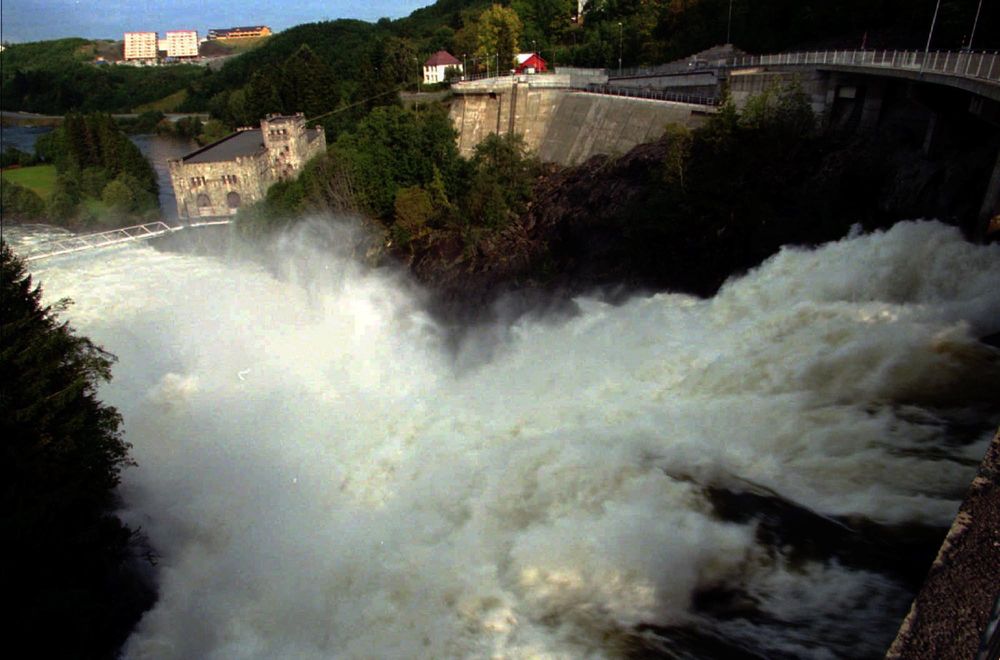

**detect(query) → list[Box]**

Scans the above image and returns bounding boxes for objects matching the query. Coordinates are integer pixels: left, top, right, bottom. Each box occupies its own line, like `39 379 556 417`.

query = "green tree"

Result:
464 132 539 229
278 45 341 120
0 180 45 221
244 67 283 121
660 123 693 189
2 243 150 658
477 4 524 72
512 0 574 50
393 185 435 244
102 177 136 212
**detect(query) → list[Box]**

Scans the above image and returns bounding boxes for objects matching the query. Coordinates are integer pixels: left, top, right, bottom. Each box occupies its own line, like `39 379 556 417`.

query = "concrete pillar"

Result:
821 72 838 127
922 111 944 157
980 147 1000 240
859 81 885 130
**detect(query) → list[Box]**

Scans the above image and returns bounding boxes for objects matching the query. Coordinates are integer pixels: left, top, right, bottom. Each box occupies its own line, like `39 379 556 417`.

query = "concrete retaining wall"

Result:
450 86 714 166
728 68 831 116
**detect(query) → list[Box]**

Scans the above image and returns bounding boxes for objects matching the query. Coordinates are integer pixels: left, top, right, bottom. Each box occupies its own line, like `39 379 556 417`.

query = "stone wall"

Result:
169 149 272 220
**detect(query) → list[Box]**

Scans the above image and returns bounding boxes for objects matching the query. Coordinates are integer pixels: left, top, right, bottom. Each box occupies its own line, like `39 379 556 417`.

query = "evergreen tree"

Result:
1 243 152 657
279 45 340 120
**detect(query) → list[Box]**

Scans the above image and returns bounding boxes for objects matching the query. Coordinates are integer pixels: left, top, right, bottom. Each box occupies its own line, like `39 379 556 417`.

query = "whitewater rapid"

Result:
17 220 1000 658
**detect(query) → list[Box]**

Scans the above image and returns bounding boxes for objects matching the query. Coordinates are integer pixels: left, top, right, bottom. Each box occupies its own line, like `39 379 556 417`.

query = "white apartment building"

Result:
164 30 199 58
124 32 158 61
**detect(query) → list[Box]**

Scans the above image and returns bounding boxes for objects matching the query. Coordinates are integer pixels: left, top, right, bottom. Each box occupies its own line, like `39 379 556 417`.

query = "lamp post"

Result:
463 53 467 80
968 0 983 50
923 0 942 68
618 22 623 76
726 0 734 44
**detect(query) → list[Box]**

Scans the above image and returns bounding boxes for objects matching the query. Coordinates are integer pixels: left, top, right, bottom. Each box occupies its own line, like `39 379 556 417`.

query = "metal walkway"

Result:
22 219 231 262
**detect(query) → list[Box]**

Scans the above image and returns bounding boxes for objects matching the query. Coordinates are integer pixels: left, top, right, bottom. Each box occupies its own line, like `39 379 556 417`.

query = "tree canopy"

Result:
476 4 524 72
2 243 151 657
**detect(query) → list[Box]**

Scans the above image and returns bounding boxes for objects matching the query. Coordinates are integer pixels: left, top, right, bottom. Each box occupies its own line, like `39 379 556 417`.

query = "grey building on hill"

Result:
168 113 325 221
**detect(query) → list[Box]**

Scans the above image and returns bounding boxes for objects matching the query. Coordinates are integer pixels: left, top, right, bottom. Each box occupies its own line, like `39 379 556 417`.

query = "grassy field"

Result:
135 89 188 113
2 165 57 200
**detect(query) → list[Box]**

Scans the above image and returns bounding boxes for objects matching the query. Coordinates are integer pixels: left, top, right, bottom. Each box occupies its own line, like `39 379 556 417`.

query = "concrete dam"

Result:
448 75 716 166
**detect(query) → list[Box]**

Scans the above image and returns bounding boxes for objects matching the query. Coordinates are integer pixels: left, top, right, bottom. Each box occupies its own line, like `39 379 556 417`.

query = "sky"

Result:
0 0 433 43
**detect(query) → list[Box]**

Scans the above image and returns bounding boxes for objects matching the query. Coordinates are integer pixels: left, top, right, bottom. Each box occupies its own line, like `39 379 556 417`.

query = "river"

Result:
1 126 196 221
7 218 1000 658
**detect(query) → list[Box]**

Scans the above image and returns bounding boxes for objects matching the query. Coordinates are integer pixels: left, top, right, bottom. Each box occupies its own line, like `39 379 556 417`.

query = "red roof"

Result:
515 52 548 73
424 50 461 67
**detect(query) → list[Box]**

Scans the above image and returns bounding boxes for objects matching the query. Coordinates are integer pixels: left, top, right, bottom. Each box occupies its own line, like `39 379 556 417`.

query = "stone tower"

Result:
262 113 315 180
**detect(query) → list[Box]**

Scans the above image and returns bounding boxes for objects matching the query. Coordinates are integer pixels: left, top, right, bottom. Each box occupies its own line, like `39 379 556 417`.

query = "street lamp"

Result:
463 53 467 80
727 0 734 44
923 0 942 68
618 22 623 76
968 0 984 50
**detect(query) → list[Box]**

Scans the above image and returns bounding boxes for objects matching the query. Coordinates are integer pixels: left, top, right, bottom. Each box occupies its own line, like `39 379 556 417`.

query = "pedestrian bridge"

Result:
22 220 232 262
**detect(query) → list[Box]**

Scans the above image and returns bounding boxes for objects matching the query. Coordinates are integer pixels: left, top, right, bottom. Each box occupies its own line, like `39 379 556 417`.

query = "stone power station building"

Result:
168 114 325 221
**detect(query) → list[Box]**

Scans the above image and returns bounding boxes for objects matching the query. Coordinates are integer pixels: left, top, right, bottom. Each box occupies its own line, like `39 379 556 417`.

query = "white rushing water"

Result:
14 219 1000 659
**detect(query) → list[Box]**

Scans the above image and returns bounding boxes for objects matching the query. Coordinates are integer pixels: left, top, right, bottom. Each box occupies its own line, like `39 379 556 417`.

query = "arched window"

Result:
196 193 211 208
226 192 241 209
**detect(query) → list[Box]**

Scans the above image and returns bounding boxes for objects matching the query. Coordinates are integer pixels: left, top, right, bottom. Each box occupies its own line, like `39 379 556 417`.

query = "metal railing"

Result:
615 61 722 79
732 49 1000 83
583 84 721 106
23 219 231 262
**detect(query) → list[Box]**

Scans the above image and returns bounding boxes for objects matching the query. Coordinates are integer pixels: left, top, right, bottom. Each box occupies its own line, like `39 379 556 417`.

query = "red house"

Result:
515 52 548 74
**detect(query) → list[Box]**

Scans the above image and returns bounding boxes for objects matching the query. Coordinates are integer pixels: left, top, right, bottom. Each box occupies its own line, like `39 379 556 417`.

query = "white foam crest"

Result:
22 219 999 658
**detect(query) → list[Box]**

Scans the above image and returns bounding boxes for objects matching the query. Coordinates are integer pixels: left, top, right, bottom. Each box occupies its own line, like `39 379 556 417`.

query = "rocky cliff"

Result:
395 115 999 322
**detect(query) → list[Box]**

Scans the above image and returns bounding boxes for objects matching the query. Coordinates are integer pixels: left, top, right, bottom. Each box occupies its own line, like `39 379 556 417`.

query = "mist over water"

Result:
20 220 1000 658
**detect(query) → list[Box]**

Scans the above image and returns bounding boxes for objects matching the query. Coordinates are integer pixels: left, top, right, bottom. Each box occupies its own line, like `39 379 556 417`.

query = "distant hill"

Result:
0 38 204 114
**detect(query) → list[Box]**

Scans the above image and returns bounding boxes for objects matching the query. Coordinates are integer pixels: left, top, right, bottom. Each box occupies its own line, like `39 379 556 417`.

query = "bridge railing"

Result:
23 219 231 262
733 49 1000 83
583 84 721 106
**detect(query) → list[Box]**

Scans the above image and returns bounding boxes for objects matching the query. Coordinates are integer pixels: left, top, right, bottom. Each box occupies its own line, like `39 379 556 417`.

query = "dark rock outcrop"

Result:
393 112 998 325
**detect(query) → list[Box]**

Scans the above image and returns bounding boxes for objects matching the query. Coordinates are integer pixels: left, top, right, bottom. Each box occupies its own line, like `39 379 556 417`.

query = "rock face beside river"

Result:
398 121 999 319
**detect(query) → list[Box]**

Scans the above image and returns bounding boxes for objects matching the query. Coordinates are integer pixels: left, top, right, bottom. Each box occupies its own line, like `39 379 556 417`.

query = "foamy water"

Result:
16 220 1000 658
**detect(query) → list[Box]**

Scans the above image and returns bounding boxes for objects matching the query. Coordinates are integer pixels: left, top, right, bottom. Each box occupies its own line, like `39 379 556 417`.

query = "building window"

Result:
189 176 206 187
196 193 211 208
226 192 241 209
221 174 238 185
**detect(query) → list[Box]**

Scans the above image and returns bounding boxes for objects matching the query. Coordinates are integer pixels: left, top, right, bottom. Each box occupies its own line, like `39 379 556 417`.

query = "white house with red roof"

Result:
423 50 463 84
